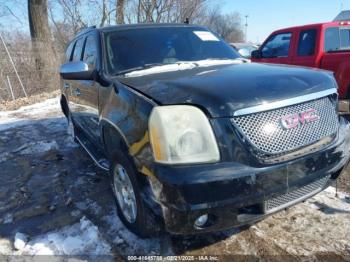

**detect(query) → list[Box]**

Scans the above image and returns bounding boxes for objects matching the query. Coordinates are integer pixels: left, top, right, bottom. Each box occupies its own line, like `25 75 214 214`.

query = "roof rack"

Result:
76 25 97 37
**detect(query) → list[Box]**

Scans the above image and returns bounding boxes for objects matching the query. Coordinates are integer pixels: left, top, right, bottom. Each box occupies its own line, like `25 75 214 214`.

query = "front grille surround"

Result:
264 175 330 213
232 96 339 162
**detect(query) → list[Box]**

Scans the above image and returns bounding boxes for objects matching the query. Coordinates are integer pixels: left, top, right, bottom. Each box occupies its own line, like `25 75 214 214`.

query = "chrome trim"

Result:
76 136 109 171
264 177 330 214
233 88 337 116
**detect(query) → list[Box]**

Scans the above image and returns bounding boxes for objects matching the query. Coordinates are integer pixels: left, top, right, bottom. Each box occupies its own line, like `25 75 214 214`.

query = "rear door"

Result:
321 26 350 98
257 31 294 64
292 28 319 67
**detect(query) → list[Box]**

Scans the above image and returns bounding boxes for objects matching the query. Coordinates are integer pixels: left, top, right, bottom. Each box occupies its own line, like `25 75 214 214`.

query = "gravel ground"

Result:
0 97 349 261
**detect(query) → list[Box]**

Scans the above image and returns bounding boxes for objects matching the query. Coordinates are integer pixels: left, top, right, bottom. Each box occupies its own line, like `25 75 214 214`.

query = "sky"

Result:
0 0 349 43
217 0 349 43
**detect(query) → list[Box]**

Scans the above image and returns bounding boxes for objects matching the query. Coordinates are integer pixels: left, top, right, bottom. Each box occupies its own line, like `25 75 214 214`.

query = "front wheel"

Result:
110 152 159 238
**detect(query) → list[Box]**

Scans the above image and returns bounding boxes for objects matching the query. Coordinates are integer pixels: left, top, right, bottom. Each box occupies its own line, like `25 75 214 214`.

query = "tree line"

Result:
0 0 243 100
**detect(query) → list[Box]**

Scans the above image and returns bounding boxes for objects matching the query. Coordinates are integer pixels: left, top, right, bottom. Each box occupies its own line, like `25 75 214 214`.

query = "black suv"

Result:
60 24 350 237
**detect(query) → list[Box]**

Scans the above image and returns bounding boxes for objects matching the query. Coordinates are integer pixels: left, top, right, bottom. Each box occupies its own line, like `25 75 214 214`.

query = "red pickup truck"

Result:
251 21 350 114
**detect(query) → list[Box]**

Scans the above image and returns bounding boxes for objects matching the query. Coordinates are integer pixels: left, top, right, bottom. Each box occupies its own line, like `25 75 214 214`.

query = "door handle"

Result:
74 88 81 96
64 83 70 89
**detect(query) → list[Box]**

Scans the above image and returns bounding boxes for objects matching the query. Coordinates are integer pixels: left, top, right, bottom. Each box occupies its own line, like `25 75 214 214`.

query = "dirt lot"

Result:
0 97 350 261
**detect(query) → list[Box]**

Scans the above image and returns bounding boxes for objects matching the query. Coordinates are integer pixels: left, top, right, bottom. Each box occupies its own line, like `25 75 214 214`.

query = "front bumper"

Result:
150 117 350 235
339 99 350 115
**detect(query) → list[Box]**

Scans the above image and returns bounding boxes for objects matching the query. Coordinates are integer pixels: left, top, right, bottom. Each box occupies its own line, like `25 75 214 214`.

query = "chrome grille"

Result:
264 176 330 213
232 96 339 157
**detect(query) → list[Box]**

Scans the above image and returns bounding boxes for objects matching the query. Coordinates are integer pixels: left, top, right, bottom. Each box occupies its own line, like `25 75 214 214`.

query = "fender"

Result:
98 80 157 173
335 59 350 99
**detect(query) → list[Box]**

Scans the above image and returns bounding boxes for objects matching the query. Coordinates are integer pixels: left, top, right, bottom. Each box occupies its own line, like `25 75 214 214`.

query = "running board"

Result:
76 135 110 171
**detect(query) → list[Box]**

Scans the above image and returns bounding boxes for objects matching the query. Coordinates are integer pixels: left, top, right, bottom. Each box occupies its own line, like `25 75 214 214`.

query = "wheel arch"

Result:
100 118 130 161
60 94 69 118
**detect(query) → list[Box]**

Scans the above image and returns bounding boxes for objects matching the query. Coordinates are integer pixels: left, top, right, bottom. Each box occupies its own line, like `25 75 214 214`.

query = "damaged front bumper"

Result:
151 117 350 235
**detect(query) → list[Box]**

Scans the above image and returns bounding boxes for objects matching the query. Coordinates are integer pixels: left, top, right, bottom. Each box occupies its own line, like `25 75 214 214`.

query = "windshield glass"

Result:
104 26 240 75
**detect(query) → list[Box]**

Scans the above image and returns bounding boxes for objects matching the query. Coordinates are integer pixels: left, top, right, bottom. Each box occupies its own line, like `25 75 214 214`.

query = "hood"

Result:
117 63 337 118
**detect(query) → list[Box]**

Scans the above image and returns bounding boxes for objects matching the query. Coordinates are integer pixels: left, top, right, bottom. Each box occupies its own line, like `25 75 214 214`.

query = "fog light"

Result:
194 214 208 228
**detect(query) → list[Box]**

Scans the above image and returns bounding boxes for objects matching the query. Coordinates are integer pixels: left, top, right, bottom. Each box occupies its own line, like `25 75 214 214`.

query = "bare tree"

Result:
201 7 244 42
123 0 207 24
116 0 126 24
28 0 58 79
0 0 27 27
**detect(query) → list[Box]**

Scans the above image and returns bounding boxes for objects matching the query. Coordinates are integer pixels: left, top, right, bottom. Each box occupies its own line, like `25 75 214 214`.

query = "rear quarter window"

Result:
325 27 350 52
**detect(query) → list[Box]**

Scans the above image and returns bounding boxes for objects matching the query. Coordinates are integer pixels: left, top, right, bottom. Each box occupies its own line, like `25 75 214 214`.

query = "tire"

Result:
109 152 159 238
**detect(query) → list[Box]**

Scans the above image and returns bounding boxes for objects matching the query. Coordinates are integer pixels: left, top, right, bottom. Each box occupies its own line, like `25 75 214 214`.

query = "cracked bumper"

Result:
151 117 350 235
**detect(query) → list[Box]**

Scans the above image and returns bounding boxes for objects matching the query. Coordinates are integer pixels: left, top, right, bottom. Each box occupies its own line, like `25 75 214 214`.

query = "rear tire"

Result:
109 152 159 238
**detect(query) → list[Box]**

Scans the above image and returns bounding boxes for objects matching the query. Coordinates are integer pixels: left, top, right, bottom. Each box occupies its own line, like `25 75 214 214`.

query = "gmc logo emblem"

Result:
280 108 320 129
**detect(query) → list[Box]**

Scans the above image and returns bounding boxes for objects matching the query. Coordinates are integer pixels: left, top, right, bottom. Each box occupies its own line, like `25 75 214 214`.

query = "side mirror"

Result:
60 61 94 80
251 50 262 59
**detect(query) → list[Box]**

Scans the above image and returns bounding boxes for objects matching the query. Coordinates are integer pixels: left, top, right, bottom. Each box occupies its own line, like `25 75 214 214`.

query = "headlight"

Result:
149 105 220 164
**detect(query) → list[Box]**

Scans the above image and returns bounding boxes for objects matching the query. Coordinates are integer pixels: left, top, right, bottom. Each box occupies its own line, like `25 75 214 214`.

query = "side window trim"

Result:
72 37 85 62
66 41 76 62
81 36 88 61
82 33 97 67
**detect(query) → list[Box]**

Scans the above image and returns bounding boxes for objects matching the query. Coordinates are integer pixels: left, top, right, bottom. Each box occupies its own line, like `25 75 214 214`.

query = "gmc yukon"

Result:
59 24 350 237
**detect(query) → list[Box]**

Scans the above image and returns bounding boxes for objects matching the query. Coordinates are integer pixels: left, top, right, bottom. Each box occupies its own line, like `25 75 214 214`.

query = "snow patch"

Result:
17 141 59 155
18 217 111 256
102 209 163 255
14 233 28 250
0 98 61 131
125 59 243 77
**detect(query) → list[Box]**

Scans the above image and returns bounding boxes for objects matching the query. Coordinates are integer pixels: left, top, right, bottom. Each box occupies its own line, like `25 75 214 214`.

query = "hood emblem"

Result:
280 108 320 129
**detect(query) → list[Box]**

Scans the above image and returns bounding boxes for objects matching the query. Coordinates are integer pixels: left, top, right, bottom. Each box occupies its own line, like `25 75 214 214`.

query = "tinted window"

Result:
72 38 84 61
65 42 74 62
83 35 97 67
340 28 350 49
105 27 240 75
297 29 317 56
325 27 340 52
261 33 292 58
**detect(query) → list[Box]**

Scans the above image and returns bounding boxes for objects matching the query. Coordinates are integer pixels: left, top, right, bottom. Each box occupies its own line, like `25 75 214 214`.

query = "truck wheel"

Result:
110 153 158 238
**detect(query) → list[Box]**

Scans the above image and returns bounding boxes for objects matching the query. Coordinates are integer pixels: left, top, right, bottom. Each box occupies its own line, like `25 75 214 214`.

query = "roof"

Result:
97 23 204 32
270 21 343 34
74 23 205 38
334 10 350 21
68 23 207 47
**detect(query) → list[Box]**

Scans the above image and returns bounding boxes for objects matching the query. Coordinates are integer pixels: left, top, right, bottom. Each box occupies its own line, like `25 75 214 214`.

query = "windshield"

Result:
104 26 240 75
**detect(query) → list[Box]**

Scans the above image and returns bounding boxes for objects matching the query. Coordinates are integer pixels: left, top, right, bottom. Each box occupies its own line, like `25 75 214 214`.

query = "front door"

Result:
73 33 100 146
